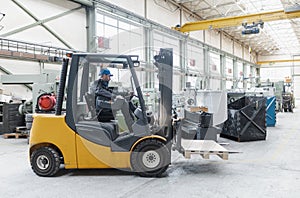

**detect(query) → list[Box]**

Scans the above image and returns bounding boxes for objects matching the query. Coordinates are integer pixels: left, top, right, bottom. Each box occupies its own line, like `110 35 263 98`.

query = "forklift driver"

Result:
95 68 134 132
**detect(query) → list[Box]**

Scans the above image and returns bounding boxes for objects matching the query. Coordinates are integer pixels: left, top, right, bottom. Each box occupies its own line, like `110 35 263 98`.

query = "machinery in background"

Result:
172 93 185 119
0 102 24 134
179 89 228 141
142 88 159 116
282 77 294 112
0 70 61 134
0 70 60 114
182 89 228 126
274 81 284 112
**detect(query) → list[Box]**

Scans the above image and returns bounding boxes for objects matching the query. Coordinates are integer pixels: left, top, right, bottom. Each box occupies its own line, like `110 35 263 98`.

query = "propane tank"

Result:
38 94 56 111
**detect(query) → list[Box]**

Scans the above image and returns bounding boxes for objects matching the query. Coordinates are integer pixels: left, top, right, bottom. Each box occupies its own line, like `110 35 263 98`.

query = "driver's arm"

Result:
95 86 113 100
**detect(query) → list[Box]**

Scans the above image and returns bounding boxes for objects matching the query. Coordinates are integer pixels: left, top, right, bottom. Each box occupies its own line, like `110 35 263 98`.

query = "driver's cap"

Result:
99 68 113 76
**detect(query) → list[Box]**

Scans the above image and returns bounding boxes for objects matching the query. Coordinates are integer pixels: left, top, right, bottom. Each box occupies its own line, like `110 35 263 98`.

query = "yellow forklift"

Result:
29 49 231 177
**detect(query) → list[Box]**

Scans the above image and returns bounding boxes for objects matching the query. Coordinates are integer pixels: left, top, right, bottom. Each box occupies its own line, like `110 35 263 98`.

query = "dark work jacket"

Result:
95 79 113 100
95 79 113 111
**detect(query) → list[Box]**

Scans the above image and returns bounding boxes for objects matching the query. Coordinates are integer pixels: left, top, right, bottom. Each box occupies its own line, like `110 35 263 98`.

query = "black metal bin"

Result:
221 96 267 142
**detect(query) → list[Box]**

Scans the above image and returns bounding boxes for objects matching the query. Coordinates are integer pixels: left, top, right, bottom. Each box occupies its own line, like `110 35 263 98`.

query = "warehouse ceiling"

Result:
173 0 300 56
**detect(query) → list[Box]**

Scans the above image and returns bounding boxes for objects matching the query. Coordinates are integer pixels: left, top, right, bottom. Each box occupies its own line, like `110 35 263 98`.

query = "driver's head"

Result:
99 68 113 82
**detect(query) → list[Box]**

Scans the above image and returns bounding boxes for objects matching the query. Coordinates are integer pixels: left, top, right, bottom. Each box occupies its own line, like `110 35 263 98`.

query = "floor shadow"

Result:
56 168 135 177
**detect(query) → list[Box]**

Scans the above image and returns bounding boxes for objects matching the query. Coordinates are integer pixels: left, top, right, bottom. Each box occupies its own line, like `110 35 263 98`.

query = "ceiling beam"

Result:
0 6 83 37
173 9 300 32
193 2 237 12
68 0 93 7
11 0 73 49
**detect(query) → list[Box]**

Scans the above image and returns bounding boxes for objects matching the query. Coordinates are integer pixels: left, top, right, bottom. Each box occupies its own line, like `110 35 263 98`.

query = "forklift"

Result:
29 48 232 177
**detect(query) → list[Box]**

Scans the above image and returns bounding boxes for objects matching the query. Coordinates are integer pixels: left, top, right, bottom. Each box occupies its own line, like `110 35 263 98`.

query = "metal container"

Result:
221 96 267 142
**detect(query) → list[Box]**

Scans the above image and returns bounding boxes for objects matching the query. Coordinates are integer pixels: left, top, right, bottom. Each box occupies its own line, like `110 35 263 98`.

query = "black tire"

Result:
30 147 60 177
130 139 170 177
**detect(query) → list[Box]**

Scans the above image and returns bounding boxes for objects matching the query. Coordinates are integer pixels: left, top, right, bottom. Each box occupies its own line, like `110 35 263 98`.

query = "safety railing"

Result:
0 37 78 62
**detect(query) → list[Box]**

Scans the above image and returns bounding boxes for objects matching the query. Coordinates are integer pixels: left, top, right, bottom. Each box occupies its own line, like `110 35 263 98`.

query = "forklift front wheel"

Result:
130 139 170 177
30 147 60 177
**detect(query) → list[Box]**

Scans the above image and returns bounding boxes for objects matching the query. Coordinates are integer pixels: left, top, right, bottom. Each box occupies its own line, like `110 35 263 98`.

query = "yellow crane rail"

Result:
257 59 300 65
173 9 300 32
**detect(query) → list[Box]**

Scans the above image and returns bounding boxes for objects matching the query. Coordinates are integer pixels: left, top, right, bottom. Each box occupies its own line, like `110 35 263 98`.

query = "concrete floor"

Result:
1 107 300 198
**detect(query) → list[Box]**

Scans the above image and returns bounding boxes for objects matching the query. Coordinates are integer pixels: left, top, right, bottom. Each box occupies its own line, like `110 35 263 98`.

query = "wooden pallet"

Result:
181 139 229 160
3 133 28 139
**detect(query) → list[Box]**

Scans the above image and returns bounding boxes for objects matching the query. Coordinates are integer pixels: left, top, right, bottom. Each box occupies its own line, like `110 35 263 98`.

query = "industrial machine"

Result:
0 71 61 135
0 70 60 114
29 49 233 177
282 77 294 112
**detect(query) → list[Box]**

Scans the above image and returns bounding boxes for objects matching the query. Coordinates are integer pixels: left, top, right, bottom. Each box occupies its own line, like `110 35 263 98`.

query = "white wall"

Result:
234 42 243 59
1 0 86 50
0 0 86 100
205 29 220 49
222 34 233 54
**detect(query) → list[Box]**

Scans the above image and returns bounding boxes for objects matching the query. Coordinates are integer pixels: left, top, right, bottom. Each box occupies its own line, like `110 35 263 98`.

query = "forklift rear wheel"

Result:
30 147 60 177
131 139 170 177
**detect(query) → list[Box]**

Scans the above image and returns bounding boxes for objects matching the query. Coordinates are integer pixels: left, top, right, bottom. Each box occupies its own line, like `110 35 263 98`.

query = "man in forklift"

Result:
95 68 135 132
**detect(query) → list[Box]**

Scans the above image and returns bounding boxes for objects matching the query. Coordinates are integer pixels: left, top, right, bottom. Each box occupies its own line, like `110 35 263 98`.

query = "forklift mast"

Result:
154 48 173 142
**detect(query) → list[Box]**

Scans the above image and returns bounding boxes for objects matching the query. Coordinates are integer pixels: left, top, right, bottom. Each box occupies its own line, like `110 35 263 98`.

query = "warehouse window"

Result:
226 57 233 89
236 61 244 89
209 51 221 90
96 13 143 57
209 52 220 75
153 31 180 92
153 31 180 67
96 12 144 88
187 43 204 73
186 43 204 89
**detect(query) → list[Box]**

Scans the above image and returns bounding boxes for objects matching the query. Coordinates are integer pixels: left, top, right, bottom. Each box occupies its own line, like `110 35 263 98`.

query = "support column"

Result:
233 58 238 89
243 63 247 89
250 66 255 87
203 47 209 89
220 54 226 90
144 27 154 88
180 39 187 90
86 4 96 52
256 67 261 86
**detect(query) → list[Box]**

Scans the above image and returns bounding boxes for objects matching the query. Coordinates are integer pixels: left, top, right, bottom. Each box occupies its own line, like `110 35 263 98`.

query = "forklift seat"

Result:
84 92 97 119
77 121 119 142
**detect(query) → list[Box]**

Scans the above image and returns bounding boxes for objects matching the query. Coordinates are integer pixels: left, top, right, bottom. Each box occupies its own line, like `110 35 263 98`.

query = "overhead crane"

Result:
173 9 300 32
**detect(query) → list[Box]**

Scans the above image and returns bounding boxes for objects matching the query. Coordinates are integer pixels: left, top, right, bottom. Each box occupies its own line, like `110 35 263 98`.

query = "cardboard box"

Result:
189 106 208 113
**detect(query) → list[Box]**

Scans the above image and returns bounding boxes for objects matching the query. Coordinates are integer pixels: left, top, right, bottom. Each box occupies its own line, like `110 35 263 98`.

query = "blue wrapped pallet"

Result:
266 96 276 127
